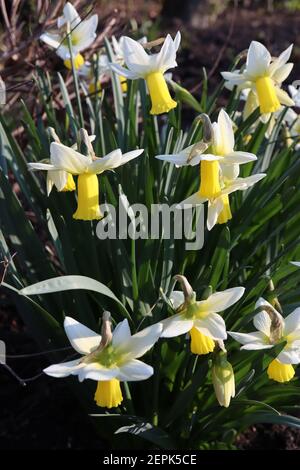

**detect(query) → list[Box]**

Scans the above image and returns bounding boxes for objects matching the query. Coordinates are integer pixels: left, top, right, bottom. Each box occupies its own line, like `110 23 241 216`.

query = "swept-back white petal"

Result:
116 359 153 381
269 44 293 75
43 359 83 378
284 308 300 336
229 330 270 347
116 323 162 359
194 313 227 340
28 162 56 171
110 63 140 80
47 169 68 193
246 41 271 78
221 71 245 85
71 15 98 51
223 151 257 164
253 311 272 336
62 2 81 27
123 36 150 75
77 363 118 382
50 142 90 174
218 109 234 154
40 33 61 50
170 291 185 309
178 192 207 208
155 34 177 73
112 319 131 349
161 314 193 338
64 316 101 354
275 87 295 107
207 198 223 231
277 345 300 365
272 63 293 84
197 287 245 314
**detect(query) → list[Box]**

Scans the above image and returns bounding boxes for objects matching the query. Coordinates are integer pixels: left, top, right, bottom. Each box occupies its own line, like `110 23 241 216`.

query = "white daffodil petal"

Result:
155 34 177 73
224 151 257 164
119 149 144 166
50 142 90 174
284 308 300 336
229 330 269 346
253 311 272 336
197 287 245 314
275 87 295 107
207 198 223 231
71 15 98 52
291 261 300 268
28 162 56 171
116 359 153 381
269 44 293 75
241 343 274 350
62 2 81 27
173 31 181 52
255 297 280 316
47 169 68 193
43 359 83 378
221 71 245 85
118 323 162 359
218 109 234 154
64 316 101 355
170 291 185 309
40 33 61 50
112 319 132 349
178 192 207 208
277 346 300 365
161 315 193 338
246 41 271 78
110 63 140 80
123 36 150 75
195 313 227 340
272 63 294 84
77 363 119 382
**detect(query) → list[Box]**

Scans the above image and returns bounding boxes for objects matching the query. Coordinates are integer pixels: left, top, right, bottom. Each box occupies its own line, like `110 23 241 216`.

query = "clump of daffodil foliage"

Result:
1 2 300 450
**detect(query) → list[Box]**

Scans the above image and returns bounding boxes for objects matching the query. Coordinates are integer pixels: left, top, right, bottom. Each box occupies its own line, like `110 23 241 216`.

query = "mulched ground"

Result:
1 1 300 450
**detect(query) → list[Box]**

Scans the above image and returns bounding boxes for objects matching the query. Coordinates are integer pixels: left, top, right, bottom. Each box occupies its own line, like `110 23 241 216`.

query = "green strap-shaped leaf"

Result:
20 275 131 320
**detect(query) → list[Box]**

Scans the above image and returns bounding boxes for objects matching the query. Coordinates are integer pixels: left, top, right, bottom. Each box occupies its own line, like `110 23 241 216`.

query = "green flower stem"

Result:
66 22 84 129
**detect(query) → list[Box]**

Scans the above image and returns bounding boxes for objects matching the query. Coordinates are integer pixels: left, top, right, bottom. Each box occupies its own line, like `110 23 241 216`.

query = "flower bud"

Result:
212 351 235 408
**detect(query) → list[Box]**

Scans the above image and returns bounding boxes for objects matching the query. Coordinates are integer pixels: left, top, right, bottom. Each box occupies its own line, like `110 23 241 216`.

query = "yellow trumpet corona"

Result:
190 327 215 355
146 72 177 115
73 173 102 221
94 379 123 408
255 76 281 114
267 359 295 383
199 160 221 198
64 53 85 70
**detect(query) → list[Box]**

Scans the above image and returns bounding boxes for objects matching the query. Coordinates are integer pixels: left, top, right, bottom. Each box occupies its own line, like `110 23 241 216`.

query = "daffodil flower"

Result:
110 33 181 114
28 140 143 220
212 350 235 408
179 173 265 230
44 315 162 408
156 109 257 199
229 298 300 383
161 275 245 355
40 2 98 70
222 41 294 116
36 132 96 196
